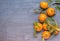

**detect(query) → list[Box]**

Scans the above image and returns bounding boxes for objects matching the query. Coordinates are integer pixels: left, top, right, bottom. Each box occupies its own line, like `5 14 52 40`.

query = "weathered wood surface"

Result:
0 0 60 41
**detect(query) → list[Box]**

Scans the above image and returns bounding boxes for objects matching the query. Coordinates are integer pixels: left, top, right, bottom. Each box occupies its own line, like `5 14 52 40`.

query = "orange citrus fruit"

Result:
34 22 42 32
46 8 55 16
38 14 47 22
42 31 51 39
43 23 48 30
40 1 48 9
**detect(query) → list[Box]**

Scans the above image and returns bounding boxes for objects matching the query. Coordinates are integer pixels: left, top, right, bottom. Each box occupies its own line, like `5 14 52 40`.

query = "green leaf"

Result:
34 9 40 14
52 22 56 26
55 0 60 2
33 22 38 26
51 29 55 33
55 6 60 10
48 0 52 2
48 17 54 21
47 26 51 31
52 20 58 26
34 28 37 38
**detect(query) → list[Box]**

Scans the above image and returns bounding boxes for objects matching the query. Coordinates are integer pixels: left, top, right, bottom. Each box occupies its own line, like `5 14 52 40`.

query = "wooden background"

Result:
0 0 60 41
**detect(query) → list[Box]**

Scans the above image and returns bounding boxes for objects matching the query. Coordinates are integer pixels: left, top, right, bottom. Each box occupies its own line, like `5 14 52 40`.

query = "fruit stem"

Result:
46 20 60 31
42 37 44 41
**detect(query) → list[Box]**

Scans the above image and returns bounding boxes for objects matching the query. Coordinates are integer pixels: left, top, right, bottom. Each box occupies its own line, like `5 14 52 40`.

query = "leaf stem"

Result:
34 28 37 38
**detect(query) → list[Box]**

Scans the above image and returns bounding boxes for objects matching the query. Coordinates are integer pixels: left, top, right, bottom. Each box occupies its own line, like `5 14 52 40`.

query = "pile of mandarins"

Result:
33 1 60 40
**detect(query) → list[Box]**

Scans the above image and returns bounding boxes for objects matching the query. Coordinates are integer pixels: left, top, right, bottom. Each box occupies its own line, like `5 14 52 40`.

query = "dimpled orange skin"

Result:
38 14 47 22
40 1 48 9
42 31 51 39
34 23 42 32
54 30 59 35
46 8 55 16
43 23 48 30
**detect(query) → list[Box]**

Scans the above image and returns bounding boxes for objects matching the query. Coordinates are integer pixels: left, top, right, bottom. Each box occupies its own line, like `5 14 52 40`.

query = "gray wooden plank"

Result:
0 0 60 41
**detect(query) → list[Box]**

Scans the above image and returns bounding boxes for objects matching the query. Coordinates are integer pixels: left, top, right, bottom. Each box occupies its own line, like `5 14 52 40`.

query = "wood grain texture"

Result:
0 0 60 41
